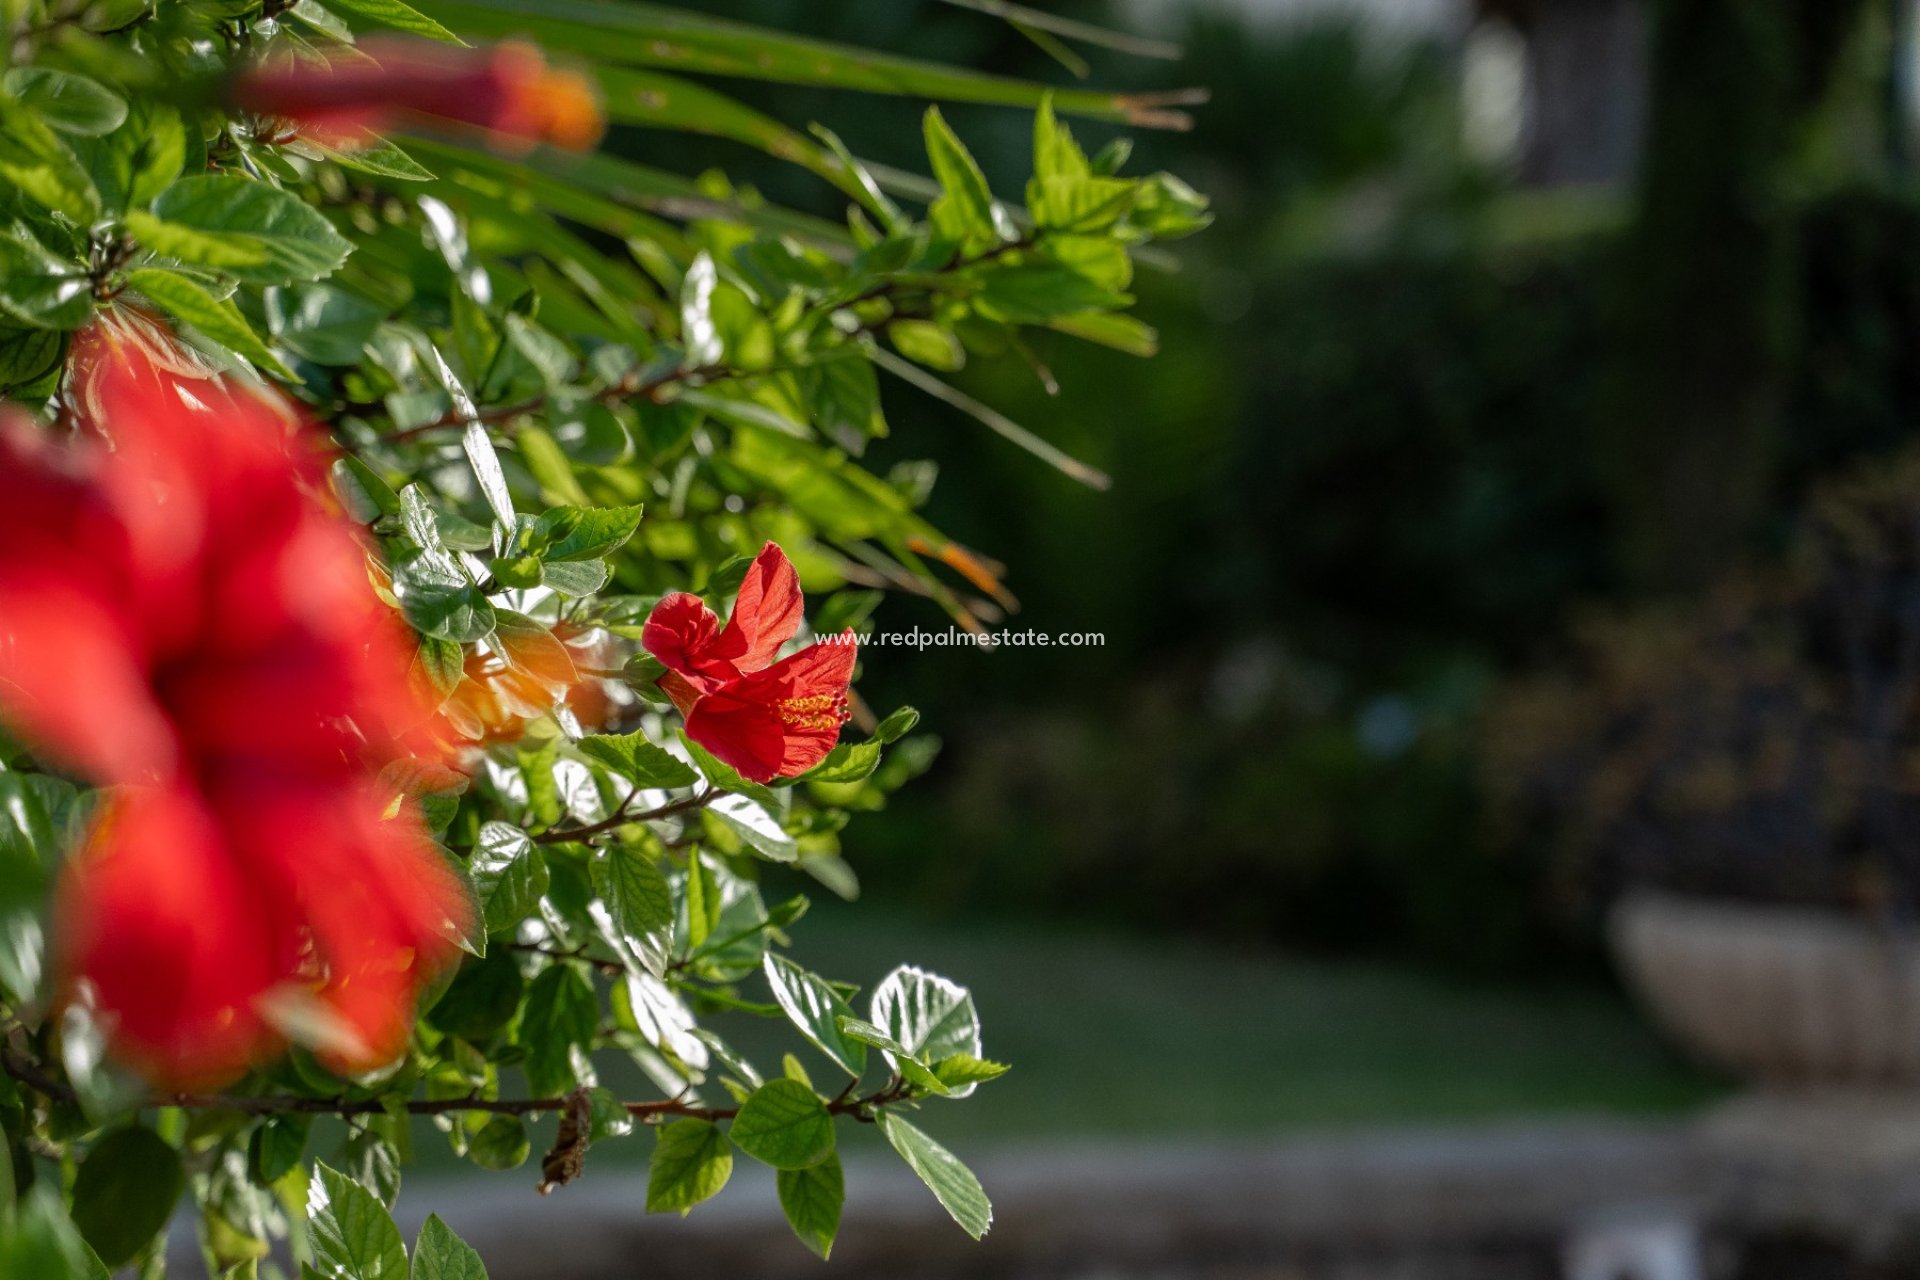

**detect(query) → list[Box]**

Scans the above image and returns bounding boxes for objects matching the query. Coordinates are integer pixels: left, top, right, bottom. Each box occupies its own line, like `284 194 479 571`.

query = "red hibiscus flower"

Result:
643 544 857 783
234 38 603 154
0 320 470 1090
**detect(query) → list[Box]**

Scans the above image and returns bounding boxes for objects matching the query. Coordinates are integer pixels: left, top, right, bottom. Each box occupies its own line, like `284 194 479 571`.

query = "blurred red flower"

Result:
0 320 471 1090
235 38 604 153
643 544 856 783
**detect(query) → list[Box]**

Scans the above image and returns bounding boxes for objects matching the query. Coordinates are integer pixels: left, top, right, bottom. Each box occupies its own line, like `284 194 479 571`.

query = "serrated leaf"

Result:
876 1113 991 1239
536 505 644 561
470 822 547 934
924 106 999 244
310 137 435 181
576 732 699 789
801 740 882 784
0 230 91 331
307 1162 408 1280
0 324 63 394
870 966 983 1096
125 268 299 380
833 1016 948 1095
646 1119 732 1214
147 176 352 284
729 1078 833 1171
539 557 611 596
932 1053 1011 1088
411 1216 486 1280
777 1154 844 1260
592 844 672 972
763 954 866 1078
517 963 597 1097
392 551 495 643
326 0 463 42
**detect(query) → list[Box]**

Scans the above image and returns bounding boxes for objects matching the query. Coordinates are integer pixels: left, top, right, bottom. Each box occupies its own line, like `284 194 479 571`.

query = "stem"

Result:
0 1032 907 1124
531 786 715 846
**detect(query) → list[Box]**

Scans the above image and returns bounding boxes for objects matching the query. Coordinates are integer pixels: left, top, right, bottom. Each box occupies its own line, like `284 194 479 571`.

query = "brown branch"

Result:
530 785 716 846
1 1032 909 1125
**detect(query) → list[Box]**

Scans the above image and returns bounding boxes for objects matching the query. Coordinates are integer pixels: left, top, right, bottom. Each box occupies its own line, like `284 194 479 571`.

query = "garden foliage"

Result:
0 0 1206 1274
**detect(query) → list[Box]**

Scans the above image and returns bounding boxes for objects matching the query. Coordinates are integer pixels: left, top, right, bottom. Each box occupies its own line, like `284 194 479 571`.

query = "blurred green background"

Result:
607 0 1920 1139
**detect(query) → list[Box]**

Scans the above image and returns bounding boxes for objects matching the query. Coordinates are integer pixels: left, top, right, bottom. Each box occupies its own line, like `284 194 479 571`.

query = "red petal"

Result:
712 543 804 674
683 634 856 782
642 591 729 689
57 789 288 1091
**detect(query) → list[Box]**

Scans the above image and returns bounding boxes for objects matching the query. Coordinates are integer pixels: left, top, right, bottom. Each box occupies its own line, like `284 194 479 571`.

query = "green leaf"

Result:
873 706 921 743
0 325 63 394
924 107 1000 244
833 1016 949 1096
412 0 1189 126
870 966 983 1094
428 949 523 1043
576 732 698 789
331 455 401 522
70 1127 183 1268
146 176 353 284
776 1154 844 1260
0 1188 110 1280
113 102 186 210
1049 310 1158 356
0 230 91 331
247 1115 311 1185
762 954 866 1078
470 822 548 934
307 1162 409 1280
931 1053 1010 1089
411 1216 487 1280
265 285 384 365
420 347 516 531
124 269 298 380
804 354 884 443
875 1113 992 1239
729 1078 834 1171
392 551 495 643
801 741 882 784
1033 94 1090 182
311 137 435 182
517 963 598 1096
536 505 644 561
888 320 965 372
645 1119 732 1214
326 0 463 42
467 1114 529 1171
592 844 673 972
974 264 1130 325
0 97 101 221
3 69 126 137
539 558 611 596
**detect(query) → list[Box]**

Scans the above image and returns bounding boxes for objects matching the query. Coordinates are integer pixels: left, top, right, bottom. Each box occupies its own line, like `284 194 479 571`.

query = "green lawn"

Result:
398 907 1722 1177
702 905 1725 1142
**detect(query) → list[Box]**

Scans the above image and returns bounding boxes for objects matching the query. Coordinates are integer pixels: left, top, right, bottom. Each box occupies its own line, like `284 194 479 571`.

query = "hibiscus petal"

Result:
683 634 856 782
57 789 288 1090
712 543 805 673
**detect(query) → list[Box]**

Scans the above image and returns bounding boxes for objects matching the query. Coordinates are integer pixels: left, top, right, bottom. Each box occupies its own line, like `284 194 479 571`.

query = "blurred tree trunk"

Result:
1603 0 1874 591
